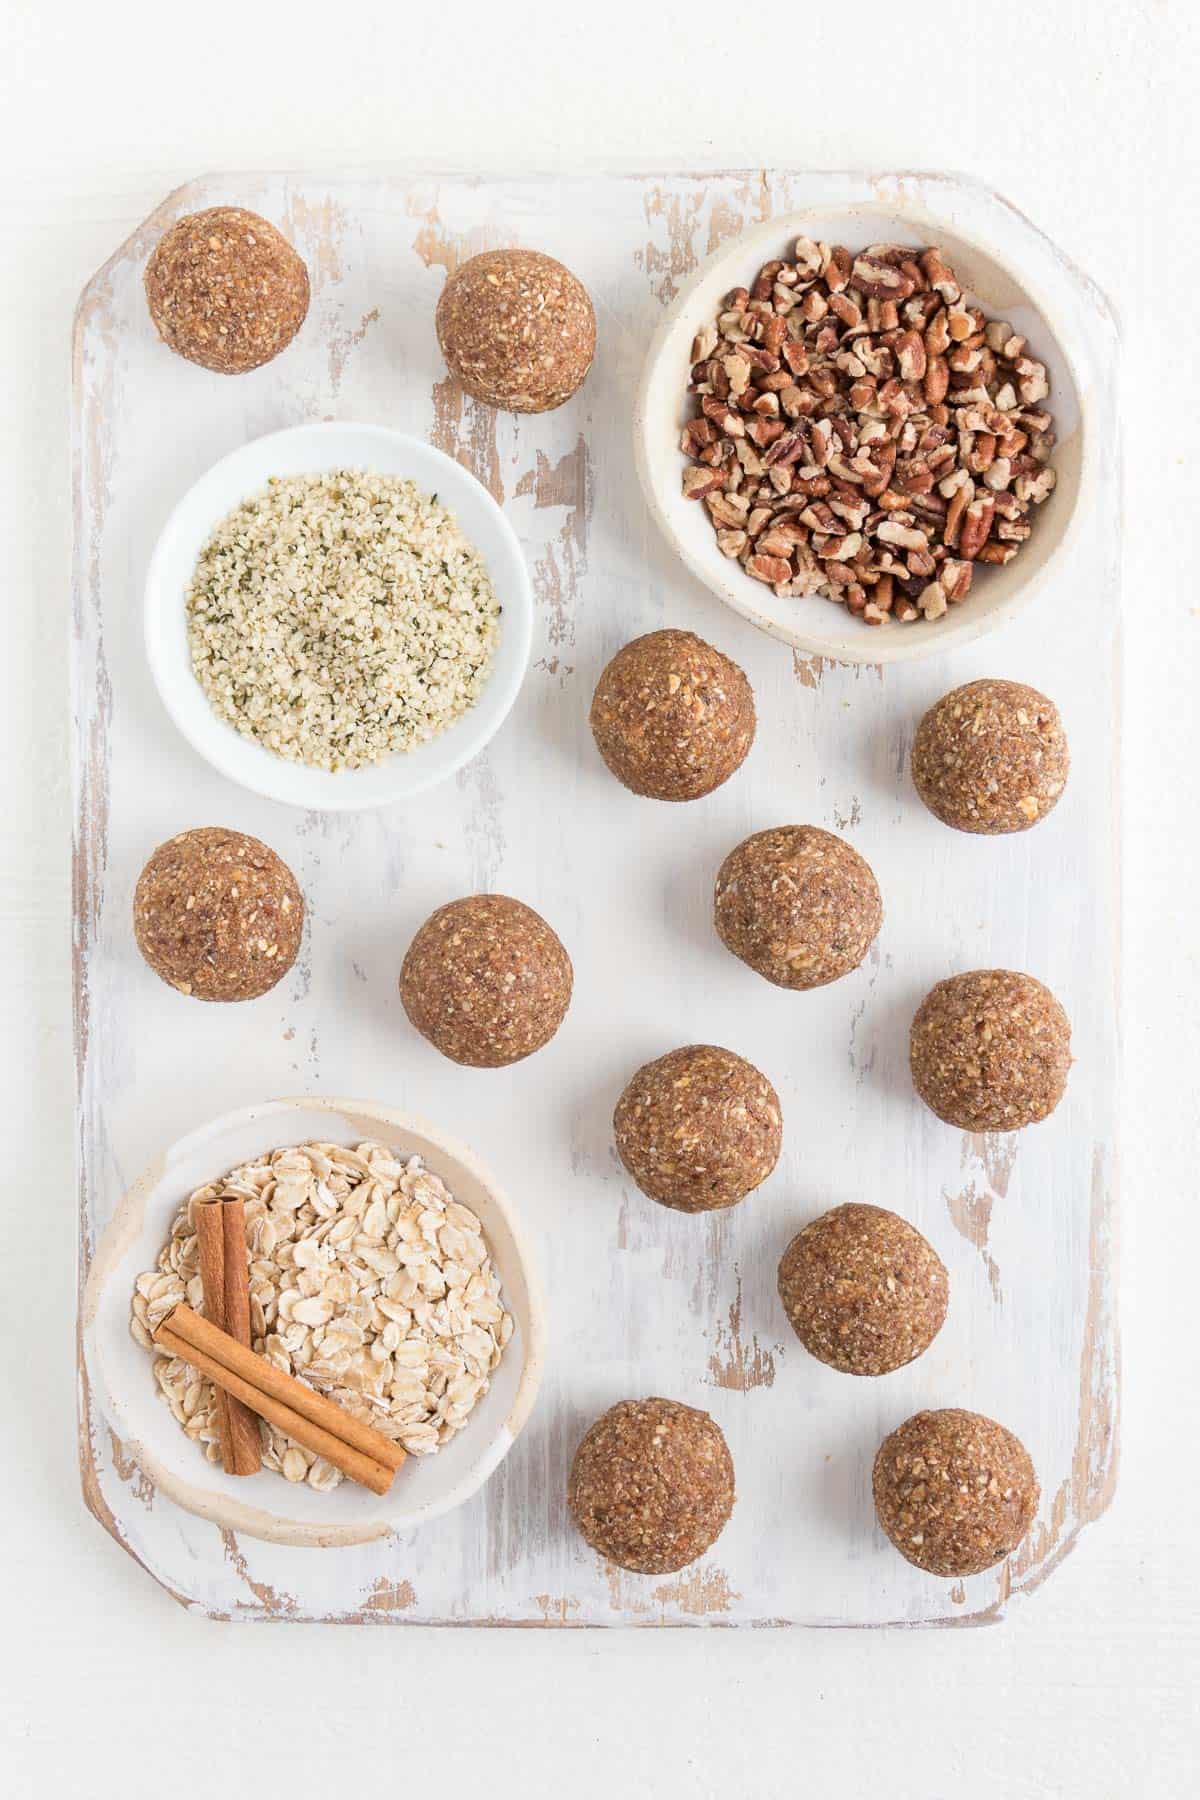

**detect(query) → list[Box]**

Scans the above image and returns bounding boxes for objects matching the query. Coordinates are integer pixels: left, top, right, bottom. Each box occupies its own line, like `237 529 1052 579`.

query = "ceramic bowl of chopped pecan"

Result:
634 201 1084 662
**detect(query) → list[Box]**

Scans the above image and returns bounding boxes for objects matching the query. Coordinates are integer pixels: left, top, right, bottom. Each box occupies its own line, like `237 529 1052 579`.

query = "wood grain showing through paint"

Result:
707 1274 777 1392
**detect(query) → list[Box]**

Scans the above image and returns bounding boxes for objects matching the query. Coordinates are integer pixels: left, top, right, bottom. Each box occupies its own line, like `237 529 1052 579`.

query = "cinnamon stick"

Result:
193 1200 234 1472
194 1198 261 1476
153 1302 406 1495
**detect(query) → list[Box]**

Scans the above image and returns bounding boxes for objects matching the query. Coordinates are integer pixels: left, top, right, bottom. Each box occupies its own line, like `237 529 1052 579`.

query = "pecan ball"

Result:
912 679 1069 834
400 894 572 1068
589 629 755 802
144 206 309 374
873 1408 1039 1577
435 248 595 413
910 969 1071 1132
133 827 303 1001
714 825 882 990
568 1397 735 1575
614 1044 782 1214
777 1204 948 1376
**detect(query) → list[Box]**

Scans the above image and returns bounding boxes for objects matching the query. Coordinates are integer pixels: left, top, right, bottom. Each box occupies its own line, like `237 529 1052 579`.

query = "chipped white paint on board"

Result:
72 171 1119 1626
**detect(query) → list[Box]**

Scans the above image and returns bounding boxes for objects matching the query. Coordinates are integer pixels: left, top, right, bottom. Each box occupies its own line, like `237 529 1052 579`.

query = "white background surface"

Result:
1 1 1196 1793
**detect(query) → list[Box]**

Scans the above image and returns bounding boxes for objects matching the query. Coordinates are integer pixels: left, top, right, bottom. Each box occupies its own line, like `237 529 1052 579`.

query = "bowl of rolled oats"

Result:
634 196 1086 663
145 422 533 810
82 1097 546 1546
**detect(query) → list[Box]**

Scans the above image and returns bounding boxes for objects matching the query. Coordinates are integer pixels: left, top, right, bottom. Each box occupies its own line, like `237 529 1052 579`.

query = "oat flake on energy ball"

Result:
185 471 501 772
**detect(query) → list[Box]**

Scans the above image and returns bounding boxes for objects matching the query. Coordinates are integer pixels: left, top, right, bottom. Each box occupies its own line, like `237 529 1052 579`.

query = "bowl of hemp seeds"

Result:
145 421 533 810
634 199 1085 665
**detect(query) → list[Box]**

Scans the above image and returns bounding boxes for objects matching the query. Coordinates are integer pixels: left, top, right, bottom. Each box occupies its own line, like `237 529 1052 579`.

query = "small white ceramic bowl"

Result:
145 422 533 811
81 1097 546 1547
634 204 1085 665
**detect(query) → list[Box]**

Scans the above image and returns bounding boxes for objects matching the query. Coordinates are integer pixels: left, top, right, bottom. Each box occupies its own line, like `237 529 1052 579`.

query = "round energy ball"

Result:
133 826 303 1001
567 1397 735 1575
589 629 755 801
399 894 572 1067
144 206 309 373
777 1204 949 1376
435 248 596 412
614 1044 782 1213
912 678 1070 834
873 1408 1040 1577
910 969 1071 1132
714 825 882 990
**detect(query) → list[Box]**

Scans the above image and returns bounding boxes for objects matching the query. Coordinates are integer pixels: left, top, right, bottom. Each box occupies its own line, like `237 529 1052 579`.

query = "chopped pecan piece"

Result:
876 519 929 552
745 553 792 585
895 330 927 383
940 559 973 603
682 465 726 500
957 497 996 560
699 396 744 437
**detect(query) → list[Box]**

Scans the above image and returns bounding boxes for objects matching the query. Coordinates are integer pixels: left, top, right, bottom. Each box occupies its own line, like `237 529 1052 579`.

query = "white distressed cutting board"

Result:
72 171 1119 1626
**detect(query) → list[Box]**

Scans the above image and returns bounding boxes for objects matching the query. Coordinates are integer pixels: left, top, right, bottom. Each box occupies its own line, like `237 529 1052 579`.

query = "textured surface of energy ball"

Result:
399 894 572 1067
144 206 310 373
133 827 303 1001
714 825 882 990
613 1044 782 1213
435 248 596 412
873 1408 1040 1577
910 969 1071 1132
777 1204 949 1376
912 678 1070 834
589 629 756 801
567 1397 735 1575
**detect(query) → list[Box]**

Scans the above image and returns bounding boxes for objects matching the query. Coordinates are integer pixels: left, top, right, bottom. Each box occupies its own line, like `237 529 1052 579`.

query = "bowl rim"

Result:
144 420 534 813
633 197 1090 666
81 1095 548 1548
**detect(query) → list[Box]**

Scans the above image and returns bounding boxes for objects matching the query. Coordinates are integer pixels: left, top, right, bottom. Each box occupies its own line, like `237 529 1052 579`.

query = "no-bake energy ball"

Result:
567 1397 735 1575
133 826 303 1001
399 894 572 1068
873 1408 1040 1577
912 679 1070 834
589 629 755 801
435 248 596 413
910 969 1071 1132
614 1044 782 1213
714 825 882 990
777 1204 948 1376
144 207 310 373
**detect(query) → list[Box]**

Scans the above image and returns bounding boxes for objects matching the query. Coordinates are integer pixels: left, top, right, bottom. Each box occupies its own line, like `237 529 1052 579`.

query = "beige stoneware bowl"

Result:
81 1097 546 1548
634 198 1086 664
